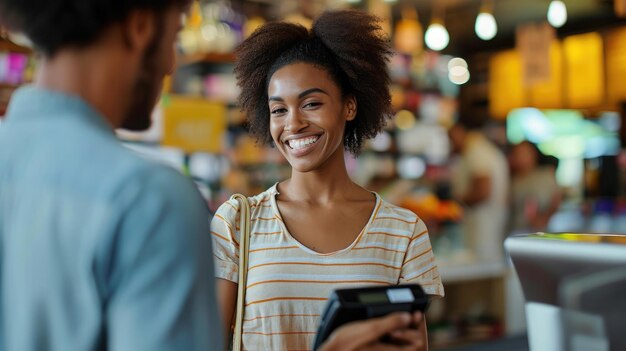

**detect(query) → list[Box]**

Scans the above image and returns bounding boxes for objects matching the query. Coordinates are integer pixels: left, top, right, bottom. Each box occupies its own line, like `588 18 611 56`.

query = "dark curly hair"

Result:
234 10 393 155
0 0 190 56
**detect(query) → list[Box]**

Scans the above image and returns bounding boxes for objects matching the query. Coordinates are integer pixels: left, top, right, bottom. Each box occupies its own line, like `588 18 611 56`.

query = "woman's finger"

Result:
319 312 413 351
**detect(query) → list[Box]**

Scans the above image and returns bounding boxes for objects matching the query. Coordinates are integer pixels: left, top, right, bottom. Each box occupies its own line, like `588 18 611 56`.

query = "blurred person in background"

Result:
0 0 225 350
508 141 562 234
211 9 443 351
448 120 509 262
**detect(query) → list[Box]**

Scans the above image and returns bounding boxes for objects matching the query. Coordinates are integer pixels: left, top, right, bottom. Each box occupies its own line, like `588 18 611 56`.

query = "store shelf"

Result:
178 52 236 66
0 38 32 54
439 260 507 284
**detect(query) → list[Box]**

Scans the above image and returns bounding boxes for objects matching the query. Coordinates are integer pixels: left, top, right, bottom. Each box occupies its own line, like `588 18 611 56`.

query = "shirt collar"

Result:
6 85 115 135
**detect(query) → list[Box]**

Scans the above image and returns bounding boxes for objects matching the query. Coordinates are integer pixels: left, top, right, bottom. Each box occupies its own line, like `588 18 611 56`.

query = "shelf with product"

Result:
0 36 36 117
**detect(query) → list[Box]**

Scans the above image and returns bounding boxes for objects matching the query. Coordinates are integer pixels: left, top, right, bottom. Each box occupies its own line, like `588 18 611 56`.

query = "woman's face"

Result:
267 62 356 173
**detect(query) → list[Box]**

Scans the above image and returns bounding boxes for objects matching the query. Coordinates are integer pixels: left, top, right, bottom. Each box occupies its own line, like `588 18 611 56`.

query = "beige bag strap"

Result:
231 194 251 351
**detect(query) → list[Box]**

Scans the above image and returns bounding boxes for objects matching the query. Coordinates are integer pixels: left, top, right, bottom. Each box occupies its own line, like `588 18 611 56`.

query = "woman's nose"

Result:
284 110 308 132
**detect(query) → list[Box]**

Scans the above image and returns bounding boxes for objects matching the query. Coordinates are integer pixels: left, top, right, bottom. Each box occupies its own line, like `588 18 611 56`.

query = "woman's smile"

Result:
287 135 319 150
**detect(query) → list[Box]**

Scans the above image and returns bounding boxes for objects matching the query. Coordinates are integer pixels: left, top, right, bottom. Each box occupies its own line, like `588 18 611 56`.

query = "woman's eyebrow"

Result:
269 88 329 102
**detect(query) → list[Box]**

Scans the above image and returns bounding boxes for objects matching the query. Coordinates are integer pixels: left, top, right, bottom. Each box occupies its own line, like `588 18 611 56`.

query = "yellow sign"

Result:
563 32 604 108
489 49 526 119
605 26 626 107
162 96 226 153
528 41 563 109
516 22 555 86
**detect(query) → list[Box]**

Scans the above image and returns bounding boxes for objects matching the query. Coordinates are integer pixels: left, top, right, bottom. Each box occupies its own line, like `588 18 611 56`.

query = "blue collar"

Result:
5 85 115 135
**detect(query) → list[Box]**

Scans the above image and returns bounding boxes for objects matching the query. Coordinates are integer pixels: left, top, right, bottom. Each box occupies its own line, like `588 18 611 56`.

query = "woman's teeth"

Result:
288 136 319 150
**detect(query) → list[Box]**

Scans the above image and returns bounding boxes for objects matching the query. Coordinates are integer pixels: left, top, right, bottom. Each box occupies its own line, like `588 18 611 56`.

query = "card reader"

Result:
312 284 429 350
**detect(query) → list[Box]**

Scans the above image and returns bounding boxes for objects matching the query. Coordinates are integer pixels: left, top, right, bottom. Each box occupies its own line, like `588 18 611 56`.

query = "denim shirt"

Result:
0 87 223 351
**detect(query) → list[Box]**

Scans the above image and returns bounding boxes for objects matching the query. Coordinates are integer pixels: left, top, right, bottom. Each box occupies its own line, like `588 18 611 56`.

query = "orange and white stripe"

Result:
211 184 444 351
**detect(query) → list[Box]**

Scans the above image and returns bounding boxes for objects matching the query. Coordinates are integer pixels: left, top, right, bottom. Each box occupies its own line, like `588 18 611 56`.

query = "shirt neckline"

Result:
267 183 382 256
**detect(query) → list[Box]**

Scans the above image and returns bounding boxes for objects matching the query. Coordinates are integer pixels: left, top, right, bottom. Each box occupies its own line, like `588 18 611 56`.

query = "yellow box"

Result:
528 41 564 109
563 32 604 109
489 49 526 119
162 96 227 153
605 26 626 106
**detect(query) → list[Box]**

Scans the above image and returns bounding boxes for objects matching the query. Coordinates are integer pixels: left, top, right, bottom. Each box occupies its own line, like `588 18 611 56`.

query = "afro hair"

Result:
234 9 393 155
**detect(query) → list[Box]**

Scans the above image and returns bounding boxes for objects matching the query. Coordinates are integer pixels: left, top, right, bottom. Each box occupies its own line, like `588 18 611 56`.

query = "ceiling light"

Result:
475 12 497 40
425 3 449 51
425 22 449 51
548 0 567 28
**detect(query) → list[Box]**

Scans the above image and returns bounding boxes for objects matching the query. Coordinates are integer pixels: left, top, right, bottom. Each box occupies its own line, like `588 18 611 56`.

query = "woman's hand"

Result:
319 311 427 351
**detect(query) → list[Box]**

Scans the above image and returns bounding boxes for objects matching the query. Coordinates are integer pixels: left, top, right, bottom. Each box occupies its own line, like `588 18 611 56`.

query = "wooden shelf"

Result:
0 38 32 54
178 52 236 66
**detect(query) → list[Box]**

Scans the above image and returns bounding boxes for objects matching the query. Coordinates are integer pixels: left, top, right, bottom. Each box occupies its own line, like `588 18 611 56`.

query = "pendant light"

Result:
394 6 423 54
425 3 449 51
475 0 497 40
547 0 567 28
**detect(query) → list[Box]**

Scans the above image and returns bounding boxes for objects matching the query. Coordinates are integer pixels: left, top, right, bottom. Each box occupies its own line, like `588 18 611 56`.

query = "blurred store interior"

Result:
3 0 626 349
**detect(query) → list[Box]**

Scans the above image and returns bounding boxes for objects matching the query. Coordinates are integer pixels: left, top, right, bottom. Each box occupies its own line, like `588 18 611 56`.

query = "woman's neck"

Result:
279 149 367 204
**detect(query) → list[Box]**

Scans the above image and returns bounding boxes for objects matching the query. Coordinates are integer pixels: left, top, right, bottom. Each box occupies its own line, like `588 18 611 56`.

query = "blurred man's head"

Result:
509 141 539 176
448 123 466 155
448 116 485 155
0 0 190 130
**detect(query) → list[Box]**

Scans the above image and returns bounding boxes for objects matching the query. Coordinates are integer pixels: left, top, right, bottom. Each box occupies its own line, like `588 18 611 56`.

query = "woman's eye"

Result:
303 102 322 108
271 108 287 115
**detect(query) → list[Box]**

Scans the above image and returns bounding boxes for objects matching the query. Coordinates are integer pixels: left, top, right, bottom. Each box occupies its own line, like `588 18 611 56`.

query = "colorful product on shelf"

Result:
0 52 30 85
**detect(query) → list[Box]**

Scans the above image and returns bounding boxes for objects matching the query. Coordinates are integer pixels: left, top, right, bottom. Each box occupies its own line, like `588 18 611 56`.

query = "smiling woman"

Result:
210 9 444 351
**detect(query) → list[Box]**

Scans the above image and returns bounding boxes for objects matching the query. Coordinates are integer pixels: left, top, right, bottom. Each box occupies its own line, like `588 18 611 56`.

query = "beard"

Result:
120 23 164 131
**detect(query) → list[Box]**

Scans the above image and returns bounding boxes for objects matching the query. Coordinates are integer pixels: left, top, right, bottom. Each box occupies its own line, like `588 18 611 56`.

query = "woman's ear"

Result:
345 96 357 122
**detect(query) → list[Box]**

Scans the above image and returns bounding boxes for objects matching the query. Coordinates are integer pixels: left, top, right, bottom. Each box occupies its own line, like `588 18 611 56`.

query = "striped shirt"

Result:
211 184 444 350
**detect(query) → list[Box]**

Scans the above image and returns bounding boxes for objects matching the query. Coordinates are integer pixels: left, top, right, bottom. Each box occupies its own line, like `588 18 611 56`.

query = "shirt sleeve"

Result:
210 198 241 283
105 167 223 351
398 219 445 298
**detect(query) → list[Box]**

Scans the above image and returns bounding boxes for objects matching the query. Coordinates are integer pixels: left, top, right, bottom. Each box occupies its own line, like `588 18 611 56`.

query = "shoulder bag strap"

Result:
230 194 251 351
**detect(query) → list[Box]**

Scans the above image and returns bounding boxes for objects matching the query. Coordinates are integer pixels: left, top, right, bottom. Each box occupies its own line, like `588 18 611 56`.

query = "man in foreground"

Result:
0 0 223 349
